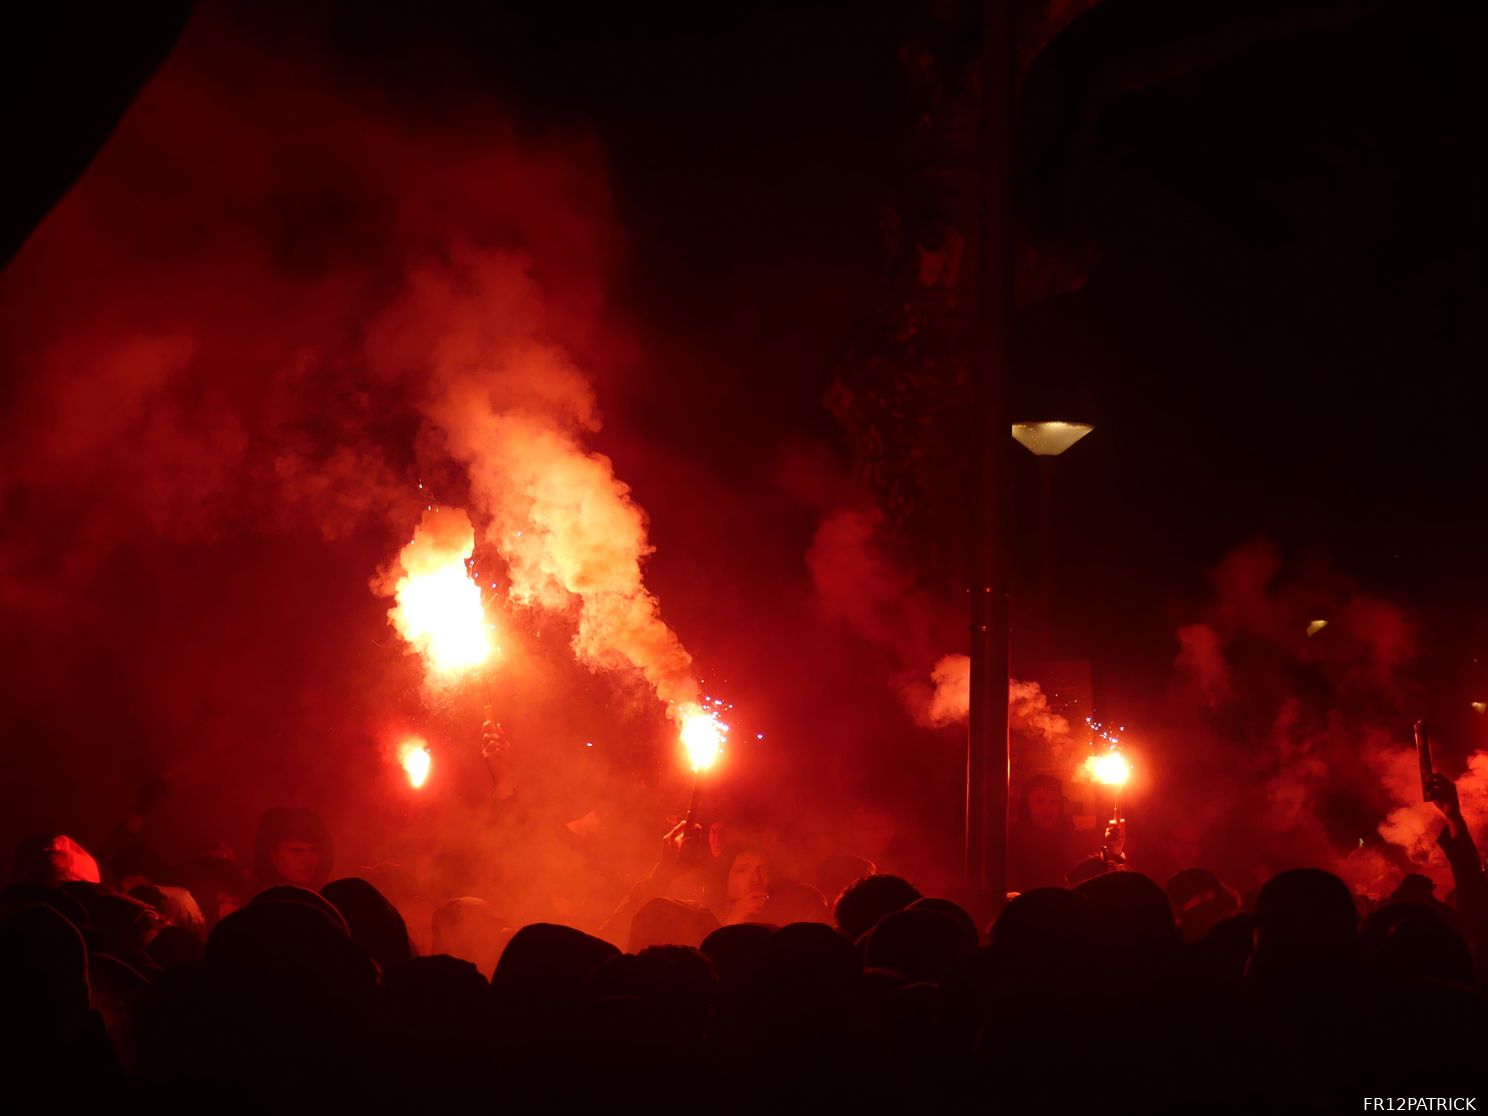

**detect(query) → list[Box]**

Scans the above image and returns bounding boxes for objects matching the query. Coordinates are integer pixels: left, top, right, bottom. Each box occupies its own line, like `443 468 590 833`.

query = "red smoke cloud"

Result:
1162 537 1485 894
805 506 1074 760
0 9 664 879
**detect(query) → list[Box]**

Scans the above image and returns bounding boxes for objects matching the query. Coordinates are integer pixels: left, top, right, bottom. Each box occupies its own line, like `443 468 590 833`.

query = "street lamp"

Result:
1011 421 1093 456
1011 421 1093 658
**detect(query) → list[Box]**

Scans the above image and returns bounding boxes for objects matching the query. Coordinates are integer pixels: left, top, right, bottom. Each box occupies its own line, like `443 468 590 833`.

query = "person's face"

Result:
271 840 320 885
1027 786 1063 829
708 821 727 860
727 851 770 903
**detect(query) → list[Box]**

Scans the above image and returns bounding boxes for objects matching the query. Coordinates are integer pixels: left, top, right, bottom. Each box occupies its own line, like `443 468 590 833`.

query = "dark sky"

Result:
3 0 1487 882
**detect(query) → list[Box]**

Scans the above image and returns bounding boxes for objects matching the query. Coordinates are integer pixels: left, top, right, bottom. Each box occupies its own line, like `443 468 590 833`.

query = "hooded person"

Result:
322 876 414 973
490 923 619 1048
0 904 117 1080
252 807 333 893
202 895 380 1085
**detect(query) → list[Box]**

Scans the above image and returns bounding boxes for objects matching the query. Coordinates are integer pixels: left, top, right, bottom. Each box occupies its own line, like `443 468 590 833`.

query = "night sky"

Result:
3 0 1486 892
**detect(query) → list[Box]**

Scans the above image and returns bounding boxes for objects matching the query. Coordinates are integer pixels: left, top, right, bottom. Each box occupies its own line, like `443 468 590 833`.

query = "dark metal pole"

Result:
1039 454 1055 657
966 0 1013 897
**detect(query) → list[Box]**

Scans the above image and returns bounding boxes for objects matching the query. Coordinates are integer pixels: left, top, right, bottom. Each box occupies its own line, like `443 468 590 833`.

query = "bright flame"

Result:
385 508 494 678
1085 750 1132 787
399 737 432 789
1306 619 1329 637
678 703 727 773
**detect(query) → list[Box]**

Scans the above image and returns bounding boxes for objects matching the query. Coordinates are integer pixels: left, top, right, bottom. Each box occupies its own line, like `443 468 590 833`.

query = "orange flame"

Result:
1085 750 1132 787
678 703 727 773
386 508 494 678
399 737 432 789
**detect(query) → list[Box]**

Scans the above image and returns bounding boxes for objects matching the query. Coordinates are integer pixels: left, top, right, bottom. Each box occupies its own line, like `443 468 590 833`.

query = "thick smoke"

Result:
1167 538 1487 893
806 507 1073 755
0 10 691 907
924 652 1074 758
363 243 700 711
926 653 970 727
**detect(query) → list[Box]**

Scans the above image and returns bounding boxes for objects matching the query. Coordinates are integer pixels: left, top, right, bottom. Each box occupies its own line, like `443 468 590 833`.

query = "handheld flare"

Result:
398 737 432 790
678 702 727 830
385 507 496 681
1414 719 1433 799
678 703 728 774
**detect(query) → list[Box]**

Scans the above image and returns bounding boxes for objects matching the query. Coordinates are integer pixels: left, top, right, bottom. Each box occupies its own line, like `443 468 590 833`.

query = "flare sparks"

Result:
678 702 728 773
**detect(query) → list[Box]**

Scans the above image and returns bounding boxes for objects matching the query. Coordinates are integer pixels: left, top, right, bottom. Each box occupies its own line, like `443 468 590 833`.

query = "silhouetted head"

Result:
863 906 976 982
207 895 377 997
1360 901 1473 986
322 877 413 973
908 896 979 945
751 922 861 1014
383 954 491 1043
700 921 776 987
491 923 619 1014
1165 867 1240 944
834 873 922 941
1388 872 1436 904
816 854 876 903
1073 871 1179 960
989 887 1095 971
758 882 832 926
587 945 717 1033
250 884 349 933
0 903 91 1025
628 896 719 951
1252 868 1357 964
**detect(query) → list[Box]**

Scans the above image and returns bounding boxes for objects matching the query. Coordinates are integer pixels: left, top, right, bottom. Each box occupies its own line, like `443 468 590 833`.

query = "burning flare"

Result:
399 737 433 789
382 507 494 678
678 703 728 773
1085 750 1132 787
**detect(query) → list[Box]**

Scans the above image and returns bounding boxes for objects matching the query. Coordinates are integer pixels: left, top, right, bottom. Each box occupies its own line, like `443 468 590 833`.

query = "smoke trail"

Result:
922 651 1075 754
365 249 700 712
926 653 970 727
806 506 1072 752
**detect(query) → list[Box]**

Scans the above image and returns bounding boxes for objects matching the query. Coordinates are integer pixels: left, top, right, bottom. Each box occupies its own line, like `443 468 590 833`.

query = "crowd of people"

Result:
2 771 1485 1109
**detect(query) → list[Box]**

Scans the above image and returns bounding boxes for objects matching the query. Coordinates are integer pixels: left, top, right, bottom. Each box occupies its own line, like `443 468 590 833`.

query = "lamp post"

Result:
965 0 1015 901
1011 422 1092 658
